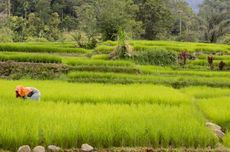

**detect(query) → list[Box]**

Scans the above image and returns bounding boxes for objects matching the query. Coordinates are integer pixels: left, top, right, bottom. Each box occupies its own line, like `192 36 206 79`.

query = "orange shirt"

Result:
16 86 32 97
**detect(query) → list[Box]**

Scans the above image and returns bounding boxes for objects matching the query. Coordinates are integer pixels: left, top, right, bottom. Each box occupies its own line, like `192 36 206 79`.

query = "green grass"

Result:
0 80 218 150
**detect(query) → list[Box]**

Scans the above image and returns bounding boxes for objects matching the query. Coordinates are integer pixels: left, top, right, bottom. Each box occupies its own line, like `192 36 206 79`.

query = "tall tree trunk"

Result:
24 9 27 19
210 32 217 43
8 0 10 17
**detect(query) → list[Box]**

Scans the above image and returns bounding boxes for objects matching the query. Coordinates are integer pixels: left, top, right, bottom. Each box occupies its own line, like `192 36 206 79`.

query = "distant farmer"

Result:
16 85 41 101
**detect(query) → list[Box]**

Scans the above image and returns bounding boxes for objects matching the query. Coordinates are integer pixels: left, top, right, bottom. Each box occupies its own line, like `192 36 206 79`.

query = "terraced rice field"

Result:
1 41 230 151
0 80 220 151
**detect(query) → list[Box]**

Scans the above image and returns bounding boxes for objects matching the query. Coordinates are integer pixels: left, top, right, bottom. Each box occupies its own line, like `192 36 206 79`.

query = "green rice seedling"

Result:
0 79 220 150
197 97 230 148
91 54 109 60
67 71 230 88
0 43 90 53
129 40 230 53
73 65 140 74
100 40 117 46
62 57 140 73
0 100 217 150
0 52 62 63
94 45 114 53
97 40 230 54
124 45 163 52
198 55 230 60
140 66 230 77
19 42 76 48
140 65 174 73
0 79 190 105
181 87 230 99
190 59 230 67
224 133 230 147
198 97 230 129
63 58 135 67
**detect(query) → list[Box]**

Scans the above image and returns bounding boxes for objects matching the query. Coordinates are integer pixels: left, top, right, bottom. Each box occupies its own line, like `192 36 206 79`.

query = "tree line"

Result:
0 0 230 45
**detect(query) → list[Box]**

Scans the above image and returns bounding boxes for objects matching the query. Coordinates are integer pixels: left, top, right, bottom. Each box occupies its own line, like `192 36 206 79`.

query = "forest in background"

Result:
0 0 230 48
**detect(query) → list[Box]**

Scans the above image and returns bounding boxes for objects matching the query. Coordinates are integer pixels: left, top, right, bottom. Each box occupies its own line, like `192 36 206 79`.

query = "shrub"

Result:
72 31 98 49
25 37 49 42
0 27 14 42
132 48 177 66
0 61 69 79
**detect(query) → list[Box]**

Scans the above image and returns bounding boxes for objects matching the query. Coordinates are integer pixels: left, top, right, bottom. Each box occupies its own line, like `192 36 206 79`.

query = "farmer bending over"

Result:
16 85 41 101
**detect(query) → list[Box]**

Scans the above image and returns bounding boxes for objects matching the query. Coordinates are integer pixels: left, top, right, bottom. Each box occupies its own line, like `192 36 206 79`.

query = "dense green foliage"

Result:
1 0 230 43
132 49 177 65
199 0 230 43
0 62 69 79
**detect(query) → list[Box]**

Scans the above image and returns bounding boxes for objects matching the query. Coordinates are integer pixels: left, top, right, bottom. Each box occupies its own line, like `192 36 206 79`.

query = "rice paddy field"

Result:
0 80 220 150
1 41 230 151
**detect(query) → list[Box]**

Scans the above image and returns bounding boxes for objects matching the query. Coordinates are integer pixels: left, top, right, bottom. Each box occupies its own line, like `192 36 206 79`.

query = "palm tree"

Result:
199 0 230 43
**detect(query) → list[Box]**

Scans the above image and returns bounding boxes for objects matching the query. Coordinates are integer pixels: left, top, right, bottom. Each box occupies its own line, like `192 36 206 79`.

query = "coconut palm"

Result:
199 0 230 43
